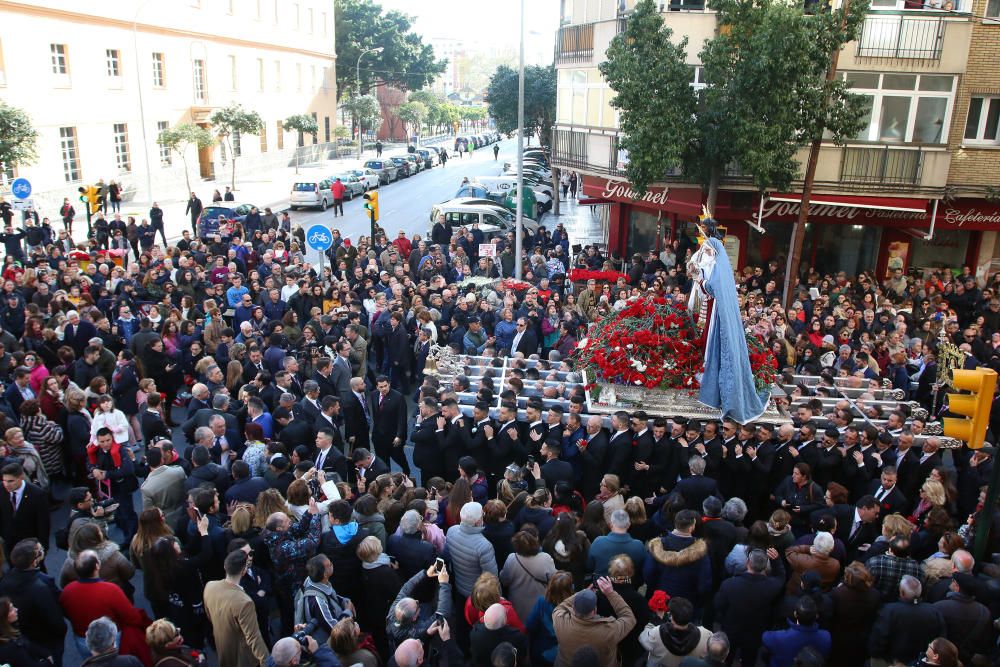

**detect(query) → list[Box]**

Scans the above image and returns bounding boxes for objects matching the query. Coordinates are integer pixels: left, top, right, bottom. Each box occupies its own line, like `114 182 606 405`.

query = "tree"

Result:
283 114 320 172
0 102 38 186
334 0 447 99
157 123 214 195
600 0 697 196
486 65 556 145
210 103 264 190
341 94 382 145
398 101 428 138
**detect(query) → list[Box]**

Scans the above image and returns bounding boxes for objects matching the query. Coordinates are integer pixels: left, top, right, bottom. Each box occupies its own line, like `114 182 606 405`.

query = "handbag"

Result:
515 555 550 586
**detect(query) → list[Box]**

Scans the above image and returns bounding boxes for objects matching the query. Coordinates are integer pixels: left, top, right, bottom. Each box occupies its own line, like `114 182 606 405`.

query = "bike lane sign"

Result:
305 224 333 252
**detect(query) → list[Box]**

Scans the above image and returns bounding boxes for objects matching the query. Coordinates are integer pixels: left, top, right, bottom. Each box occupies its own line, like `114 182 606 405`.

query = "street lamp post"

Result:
356 46 384 160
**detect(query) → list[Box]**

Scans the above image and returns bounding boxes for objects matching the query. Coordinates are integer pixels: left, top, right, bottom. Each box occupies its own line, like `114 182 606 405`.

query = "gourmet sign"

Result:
598 179 670 205
754 200 926 222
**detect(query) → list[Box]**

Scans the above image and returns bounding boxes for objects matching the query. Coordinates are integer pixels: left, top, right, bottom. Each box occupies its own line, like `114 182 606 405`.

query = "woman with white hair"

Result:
784 531 841 593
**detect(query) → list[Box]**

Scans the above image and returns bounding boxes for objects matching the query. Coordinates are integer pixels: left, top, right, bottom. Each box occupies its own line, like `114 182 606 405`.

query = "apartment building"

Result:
552 0 1000 281
0 0 337 210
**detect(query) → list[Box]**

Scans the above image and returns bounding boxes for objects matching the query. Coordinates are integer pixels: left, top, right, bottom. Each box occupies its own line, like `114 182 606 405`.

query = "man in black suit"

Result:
675 455 721 512
206 414 244 468
889 431 922 502
489 402 523 480
139 393 171 445
312 357 338 399
349 447 389 487
314 395 345 455
331 342 353 396
605 411 634 484
837 495 881 561
462 401 495 475
342 377 372 452
242 347 267 386
869 466 909 519
511 317 538 357
185 383 211 418
370 375 409 475
181 393 239 442
63 309 98 357
440 398 467 481
3 367 34 415
0 462 50 560
384 312 411 392
629 411 657 498
277 410 314 454
298 380 324 423
915 437 943 488
579 415 609 499
411 397 445 484
533 440 573 492
314 428 349 483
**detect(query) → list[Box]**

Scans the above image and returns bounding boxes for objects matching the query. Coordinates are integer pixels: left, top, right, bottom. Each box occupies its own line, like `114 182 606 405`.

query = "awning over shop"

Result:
767 193 929 214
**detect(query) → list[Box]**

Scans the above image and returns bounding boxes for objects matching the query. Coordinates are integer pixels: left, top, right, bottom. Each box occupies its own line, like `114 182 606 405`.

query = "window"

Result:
964 96 1000 144
193 59 207 103
311 112 318 144
274 0 279 23
226 0 234 14
324 116 331 142
274 60 281 91
60 127 80 182
308 8 314 33
987 0 999 17
0 38 6 86
50 44 68 74
296 63 302 91
152 52 165 87
257 58 265 91
233 130 242 157
229 55 238 90
106 49 121 77
113 123 131 172
276 120 284 149
311 64 317 92
256 0 262 19
842 71 953 144
294 3 300 29
322 11 328 36
260 124 268 152
1 164 15 183
157 121 171 165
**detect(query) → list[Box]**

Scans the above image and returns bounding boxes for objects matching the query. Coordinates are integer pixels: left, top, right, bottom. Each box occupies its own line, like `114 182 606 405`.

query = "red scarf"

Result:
86 441 123 468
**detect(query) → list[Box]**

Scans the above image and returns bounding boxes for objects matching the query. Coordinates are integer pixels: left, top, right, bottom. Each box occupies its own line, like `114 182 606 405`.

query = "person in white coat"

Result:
90 395 131 447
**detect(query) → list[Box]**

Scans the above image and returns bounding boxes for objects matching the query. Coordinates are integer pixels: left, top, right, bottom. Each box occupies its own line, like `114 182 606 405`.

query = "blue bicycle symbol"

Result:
308 230 331 246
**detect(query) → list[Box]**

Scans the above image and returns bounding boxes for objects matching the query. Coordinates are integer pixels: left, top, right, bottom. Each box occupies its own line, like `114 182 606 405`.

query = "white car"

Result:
349 167 381 190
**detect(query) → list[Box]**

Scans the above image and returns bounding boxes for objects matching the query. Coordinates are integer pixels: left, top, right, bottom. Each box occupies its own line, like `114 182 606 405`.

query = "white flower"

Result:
626 344 634 349
577 337 589 349
634 380 642 385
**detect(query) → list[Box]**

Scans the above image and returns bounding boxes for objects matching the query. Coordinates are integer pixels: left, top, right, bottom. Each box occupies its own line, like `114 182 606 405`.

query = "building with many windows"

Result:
0 0 337 209
551 0 1000 282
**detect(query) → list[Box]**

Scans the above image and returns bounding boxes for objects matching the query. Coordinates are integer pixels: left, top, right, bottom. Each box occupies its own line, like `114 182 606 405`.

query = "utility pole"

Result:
783 0 852 308
514 0 526 279
356 47 383 161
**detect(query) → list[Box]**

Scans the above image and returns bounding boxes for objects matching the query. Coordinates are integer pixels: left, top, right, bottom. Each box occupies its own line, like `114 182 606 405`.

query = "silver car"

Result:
331 174 366 199
289 179 333 210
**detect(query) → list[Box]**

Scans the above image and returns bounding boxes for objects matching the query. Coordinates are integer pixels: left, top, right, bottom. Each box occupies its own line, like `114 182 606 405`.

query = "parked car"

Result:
388 156 413 178
289 179 334 211
416 149 438 168
427 199 539 240
402 154 423 173
197 202 257 240
349 167 381 190
331 173 366 199
363 159 398 185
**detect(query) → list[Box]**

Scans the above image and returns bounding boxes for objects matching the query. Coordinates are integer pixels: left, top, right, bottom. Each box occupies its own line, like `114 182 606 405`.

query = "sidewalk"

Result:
541 194 609 251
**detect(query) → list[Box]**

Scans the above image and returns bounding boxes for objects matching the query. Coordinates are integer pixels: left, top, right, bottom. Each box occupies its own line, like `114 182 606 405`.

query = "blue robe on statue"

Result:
698 237 769 423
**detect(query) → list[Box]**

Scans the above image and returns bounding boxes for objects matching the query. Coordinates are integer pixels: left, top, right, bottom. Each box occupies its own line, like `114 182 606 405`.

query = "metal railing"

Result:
555 23 595 63
664 0 706 9
856 14 945 59
553 129 591 169
840 145 924 185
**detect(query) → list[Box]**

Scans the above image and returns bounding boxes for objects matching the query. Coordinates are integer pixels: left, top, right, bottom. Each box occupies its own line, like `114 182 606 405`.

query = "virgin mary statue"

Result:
687 216 768 423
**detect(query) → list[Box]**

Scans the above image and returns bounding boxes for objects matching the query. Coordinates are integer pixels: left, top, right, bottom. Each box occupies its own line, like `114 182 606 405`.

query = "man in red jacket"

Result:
331 178 346 217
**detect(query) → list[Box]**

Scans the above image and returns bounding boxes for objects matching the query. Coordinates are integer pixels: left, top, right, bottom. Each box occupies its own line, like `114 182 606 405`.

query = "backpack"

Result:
293 585 348 644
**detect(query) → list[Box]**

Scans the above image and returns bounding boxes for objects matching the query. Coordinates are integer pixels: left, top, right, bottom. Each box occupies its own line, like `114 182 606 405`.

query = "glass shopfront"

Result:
743 220 882 276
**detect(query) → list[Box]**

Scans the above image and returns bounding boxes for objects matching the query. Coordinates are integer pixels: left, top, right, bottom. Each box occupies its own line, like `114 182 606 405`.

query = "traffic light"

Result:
363 191 379 223
76 185 101 215
943 368 998 449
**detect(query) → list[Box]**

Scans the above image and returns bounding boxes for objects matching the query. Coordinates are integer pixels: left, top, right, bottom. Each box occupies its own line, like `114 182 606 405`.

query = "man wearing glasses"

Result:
511 318 537 357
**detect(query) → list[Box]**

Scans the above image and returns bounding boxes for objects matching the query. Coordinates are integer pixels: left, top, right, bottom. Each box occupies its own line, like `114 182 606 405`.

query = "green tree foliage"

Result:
600 0 869 202
0 102 38 182
599 0 697 196
398 101 428 136
283 114 321 171
334 0 446 99
486 65 556 144
157 123 214 194
210 103 264 189
341 94 382 136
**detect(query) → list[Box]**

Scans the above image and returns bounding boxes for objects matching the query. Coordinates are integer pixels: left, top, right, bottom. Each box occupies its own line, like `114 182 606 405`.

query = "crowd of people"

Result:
0 195 996 667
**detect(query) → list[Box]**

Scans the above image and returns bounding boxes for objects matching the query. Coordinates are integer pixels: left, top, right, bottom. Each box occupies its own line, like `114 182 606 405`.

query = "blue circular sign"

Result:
305 224 333 252
10 178 31 199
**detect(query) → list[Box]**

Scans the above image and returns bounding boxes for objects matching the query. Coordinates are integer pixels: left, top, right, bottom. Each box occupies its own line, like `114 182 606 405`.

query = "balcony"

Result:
856 14 945 60
840 145 924 185
555 23 595 64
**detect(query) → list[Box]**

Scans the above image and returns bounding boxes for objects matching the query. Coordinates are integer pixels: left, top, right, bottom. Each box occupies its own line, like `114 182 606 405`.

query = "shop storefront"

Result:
580 174 997 279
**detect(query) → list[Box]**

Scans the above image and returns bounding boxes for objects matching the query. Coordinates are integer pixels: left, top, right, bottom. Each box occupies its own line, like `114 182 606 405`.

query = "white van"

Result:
474 176 553 212
290 179 334 210
427 199 539 238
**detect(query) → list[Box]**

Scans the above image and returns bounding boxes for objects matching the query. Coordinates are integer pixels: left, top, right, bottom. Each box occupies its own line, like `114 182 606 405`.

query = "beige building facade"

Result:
553 0 1000 280
0 0 337 210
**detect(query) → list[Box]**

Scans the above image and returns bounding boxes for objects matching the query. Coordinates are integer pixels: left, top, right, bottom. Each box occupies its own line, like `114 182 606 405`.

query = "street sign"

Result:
479 243 496 257
10 178 31 199
305 224 333 252
11 198 34 211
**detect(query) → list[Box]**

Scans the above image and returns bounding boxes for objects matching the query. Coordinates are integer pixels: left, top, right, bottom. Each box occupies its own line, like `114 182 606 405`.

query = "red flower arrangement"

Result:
568 269 628 283
500 278 532 291
573 295 779 393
